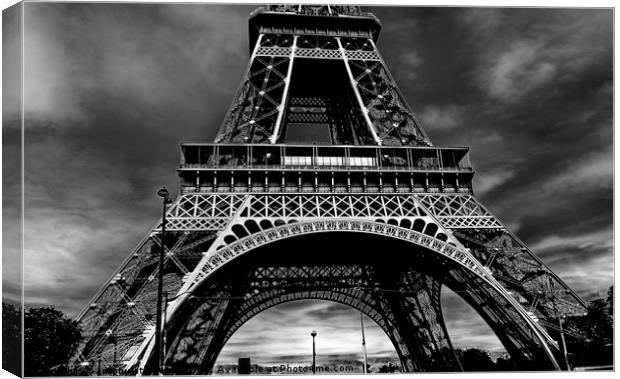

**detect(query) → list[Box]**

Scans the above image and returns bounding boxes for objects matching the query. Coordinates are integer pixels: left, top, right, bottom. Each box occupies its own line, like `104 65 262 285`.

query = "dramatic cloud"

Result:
217 301 396 366
380 8 613 307
4 3 612 365
215 289 506 367
16 3 256 313
483 39 557 101
457 8 612 103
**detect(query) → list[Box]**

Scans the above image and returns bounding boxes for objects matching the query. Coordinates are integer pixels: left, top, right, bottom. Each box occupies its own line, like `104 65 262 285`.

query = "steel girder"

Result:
215 33 294 144
161 193 500 231
135 228 560 374
74 191 584 374
72 230 219 374
127 202 561 373
157 265 462 374
214 33 430 146
263 5 363 16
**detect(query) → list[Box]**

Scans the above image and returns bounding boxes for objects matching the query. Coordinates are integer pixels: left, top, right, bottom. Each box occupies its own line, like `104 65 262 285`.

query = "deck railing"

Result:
179 143 473 172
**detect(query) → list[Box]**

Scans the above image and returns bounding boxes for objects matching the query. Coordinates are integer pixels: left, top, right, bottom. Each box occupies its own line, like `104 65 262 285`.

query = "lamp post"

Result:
163 292 170 368
360 312 368 374
311 330 317 374
155 186 172 375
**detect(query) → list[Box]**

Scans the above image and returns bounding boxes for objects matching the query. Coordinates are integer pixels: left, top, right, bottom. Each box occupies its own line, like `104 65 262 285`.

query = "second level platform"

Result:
179 143 473 172
177 143 475 195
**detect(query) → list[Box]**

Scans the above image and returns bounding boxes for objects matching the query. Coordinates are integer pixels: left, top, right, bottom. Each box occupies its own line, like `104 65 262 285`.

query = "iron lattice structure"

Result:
74 5 587 375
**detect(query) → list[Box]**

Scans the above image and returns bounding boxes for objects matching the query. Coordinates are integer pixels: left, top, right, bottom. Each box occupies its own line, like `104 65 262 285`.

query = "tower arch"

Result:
136 225 560 374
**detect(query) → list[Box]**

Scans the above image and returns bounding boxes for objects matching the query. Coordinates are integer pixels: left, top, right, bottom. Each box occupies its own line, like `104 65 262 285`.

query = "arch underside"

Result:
143 232 558 374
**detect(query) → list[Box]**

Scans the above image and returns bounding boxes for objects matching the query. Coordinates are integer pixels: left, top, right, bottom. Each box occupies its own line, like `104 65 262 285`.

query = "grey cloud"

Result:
458 9 611 103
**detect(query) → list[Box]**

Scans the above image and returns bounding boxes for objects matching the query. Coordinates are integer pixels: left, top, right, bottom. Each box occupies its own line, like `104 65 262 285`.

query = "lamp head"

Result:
157 186 170 199
311 330 317 338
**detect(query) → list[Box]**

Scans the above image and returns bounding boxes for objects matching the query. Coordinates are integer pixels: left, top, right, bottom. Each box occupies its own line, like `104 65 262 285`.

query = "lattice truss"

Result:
194 219 483 283
255 35 381 61
450 229 587 340
145 237 561 375
264 4 363 16
215 33 430 146
158 192 588 319
162 193 499 231
171 219 561 369
345 44 428 146
163 194 246 231
416 194 502 228
160 266 461 374
217 34 294 143
416 195 587 337
286 96 329 124
75 191 584 373
74 230 219 374
205 193 575 324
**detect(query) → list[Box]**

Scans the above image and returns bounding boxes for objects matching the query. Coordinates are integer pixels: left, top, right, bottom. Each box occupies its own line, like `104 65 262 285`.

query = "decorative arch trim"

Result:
198 219 484 280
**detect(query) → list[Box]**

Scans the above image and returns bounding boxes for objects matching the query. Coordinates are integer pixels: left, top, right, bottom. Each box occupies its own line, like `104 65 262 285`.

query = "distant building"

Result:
238 357 251 375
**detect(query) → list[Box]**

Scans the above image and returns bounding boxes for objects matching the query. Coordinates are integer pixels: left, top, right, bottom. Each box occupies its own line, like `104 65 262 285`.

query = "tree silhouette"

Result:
2 302 21 376
24 306 82 376
606 286 613 317
457 348 495 371
494 354 516 371
564 286 613 368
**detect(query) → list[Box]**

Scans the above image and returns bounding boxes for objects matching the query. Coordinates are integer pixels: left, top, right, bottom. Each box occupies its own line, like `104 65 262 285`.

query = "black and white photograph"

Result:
1 1 614 376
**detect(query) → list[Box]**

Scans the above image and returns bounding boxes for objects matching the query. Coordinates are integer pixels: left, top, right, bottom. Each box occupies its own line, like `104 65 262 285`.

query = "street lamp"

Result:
155 186 172 375
360 312 368 374
311 330 317 374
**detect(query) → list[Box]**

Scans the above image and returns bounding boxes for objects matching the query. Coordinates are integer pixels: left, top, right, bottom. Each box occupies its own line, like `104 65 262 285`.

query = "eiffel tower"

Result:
74 5 588 375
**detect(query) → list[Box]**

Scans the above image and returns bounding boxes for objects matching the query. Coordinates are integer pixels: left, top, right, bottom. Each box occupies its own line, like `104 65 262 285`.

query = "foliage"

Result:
376 362 399 373
2 302 22 376
24 306 82 376
564 285 613 368
606 286 613 317
456 348 496 371
493 354 516 371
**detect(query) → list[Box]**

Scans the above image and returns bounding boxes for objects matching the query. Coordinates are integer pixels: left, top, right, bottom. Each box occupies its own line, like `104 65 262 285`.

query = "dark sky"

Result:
3 2 613 365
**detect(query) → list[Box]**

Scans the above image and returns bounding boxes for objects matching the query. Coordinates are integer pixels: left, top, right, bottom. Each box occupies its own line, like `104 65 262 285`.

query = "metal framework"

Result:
214 29 430 145
73 5 587 376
